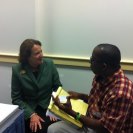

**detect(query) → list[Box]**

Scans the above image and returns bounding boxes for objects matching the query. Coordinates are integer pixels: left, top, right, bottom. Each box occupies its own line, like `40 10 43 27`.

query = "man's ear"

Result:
103 63 108 70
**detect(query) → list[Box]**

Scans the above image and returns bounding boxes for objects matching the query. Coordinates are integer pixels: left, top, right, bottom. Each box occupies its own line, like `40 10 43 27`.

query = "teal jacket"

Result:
11 58 62 119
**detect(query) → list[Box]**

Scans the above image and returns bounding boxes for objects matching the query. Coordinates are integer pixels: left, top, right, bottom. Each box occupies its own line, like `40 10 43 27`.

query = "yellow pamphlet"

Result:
48 87 88 127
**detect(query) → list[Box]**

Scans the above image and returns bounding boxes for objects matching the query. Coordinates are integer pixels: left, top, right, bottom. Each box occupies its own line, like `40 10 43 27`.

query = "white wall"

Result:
1 1 133 104
0 63 12 103
1 0 133 61
0 0 36 54
0 63 133 104
36 0 133 61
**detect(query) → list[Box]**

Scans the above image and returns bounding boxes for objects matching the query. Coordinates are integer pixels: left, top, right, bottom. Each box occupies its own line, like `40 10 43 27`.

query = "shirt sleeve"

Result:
100 95 132 132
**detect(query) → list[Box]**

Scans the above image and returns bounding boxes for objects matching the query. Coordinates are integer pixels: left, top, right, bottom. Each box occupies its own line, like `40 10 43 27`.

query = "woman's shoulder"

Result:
12 63 22 71
43 58 54 65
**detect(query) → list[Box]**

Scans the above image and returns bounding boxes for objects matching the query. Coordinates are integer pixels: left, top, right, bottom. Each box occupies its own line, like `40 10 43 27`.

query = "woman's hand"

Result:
30 113 44 132
49 115 58 121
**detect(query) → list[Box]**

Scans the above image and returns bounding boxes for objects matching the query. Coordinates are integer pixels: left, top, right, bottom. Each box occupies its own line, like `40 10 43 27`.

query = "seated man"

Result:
48 43 133 133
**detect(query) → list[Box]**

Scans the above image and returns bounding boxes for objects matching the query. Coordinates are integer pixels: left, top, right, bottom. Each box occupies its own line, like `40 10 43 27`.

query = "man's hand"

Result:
52 95 72 114
68 91 80 99
62 97 72 113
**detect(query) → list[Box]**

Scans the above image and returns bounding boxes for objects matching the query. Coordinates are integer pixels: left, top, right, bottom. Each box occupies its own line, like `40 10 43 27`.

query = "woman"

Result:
11 39 62 133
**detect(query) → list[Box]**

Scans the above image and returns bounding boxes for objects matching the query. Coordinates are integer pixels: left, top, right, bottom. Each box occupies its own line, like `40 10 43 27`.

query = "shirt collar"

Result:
95 68 123 86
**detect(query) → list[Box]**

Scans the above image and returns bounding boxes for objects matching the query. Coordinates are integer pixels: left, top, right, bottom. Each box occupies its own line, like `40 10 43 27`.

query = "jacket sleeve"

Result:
11 66 34 119
51 60 62 91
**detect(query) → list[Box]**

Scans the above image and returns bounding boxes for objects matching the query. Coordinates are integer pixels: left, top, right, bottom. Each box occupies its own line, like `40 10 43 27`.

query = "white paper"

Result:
59 96 67 103
0 103 19 124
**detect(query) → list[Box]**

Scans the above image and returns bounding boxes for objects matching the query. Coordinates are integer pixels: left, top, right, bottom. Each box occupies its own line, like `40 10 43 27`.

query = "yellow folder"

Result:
48 87 88 127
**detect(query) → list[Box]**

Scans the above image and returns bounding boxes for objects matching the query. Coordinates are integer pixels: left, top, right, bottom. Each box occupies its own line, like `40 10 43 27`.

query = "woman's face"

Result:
28 44 43 68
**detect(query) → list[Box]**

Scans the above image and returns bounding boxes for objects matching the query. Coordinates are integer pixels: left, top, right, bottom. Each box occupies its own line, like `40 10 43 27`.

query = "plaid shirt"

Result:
88 69 133 133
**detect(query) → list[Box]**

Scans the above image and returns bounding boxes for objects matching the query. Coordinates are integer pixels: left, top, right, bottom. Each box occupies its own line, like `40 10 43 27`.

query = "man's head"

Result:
90 43 121 77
